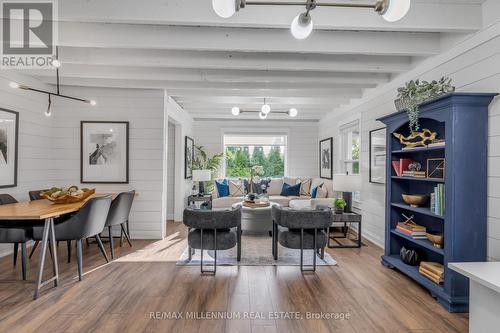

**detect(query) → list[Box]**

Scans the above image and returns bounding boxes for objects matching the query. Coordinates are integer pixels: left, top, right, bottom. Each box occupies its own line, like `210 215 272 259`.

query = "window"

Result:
339 120 360 175
223 134 287 177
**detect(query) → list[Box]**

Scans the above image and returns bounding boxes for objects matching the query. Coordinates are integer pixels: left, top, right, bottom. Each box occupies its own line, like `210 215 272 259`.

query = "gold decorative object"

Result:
41 188 96 204
427 158 445 179
393 129 437 148
402 194 428 208
426 232 444 248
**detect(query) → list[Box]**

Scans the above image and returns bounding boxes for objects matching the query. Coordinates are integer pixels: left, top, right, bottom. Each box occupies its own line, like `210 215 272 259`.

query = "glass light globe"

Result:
382 0 411 22
289 108 298 117
231 106 240 116
290 13 313 40
259 111 268 120
52 59 61 68
9 82 19 89
212 0 236 18
261 104 271 114
45 109 52 117
89 100 97 106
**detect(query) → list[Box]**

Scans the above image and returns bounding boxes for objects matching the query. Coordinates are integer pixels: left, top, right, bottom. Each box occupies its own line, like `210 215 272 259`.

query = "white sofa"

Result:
211 177 340 209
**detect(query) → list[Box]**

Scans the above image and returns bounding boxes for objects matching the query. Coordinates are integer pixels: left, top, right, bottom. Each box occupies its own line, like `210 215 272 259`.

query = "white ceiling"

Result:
9 0 487 120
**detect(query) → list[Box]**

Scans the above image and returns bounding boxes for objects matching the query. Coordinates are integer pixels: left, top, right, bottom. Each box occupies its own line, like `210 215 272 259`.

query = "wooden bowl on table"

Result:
41 188 96 204
402 194 428 208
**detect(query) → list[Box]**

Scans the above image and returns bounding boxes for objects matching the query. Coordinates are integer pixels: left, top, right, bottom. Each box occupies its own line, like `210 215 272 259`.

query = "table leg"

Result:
34 217 59 299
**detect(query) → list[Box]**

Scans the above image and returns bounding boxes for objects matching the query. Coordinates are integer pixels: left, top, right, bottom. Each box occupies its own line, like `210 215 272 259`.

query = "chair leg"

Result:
120 227 123 247
188 246 192 261
126 220 131 238
299 229 317 272
67 240 72 263
95 234 109 263
237 225 241 262
121 224 132 247
108 226 115 259
320 246 325 260
21 243 27 280
85 238 90 247
273 222 278 260
200 229 216 275
13 243 18 266
29 241 39 259
76 239 83 281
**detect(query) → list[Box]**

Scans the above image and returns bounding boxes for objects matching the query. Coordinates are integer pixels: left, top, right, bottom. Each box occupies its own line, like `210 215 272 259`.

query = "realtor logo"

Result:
1 0 58 68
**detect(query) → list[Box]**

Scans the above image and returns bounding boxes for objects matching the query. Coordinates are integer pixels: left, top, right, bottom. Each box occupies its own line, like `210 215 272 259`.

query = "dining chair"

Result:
32 195 113 280
272 205 332 272
0 194 36 280
104 190 135 259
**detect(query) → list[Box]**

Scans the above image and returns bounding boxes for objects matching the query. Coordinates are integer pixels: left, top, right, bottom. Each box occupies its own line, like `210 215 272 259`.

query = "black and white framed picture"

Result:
0 108 19 188
185 136 194 179
319 137 333 179
81 121 129 184
369 127 387 184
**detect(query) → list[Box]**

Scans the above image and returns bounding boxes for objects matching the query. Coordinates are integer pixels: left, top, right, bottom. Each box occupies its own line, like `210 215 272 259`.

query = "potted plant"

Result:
395 77 454 133
249 165 264 194
334 198 347 214
192 145 224 192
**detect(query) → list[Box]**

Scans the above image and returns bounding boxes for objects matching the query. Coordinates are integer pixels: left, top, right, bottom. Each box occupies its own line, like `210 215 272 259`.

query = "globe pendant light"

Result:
288 108 298 117
212 0 237 18
231 106 240 116
380 0 411 22
291 12 313 40
259 111 268 120
261 104 271 115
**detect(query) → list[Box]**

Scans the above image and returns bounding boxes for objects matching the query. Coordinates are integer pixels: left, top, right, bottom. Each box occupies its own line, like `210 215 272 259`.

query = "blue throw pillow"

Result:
280 182 301 197
215 179 229 198
311 183 324 199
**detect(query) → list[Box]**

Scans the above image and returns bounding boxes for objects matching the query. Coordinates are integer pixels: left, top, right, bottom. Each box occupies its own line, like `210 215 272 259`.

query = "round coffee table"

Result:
232 202 278 234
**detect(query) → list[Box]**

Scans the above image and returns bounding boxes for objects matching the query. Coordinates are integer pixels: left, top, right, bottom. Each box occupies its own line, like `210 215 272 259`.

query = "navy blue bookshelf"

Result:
378 93 497 313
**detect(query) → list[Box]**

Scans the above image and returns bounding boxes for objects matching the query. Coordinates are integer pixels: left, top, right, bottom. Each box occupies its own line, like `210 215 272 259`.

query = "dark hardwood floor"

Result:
0 221 468 333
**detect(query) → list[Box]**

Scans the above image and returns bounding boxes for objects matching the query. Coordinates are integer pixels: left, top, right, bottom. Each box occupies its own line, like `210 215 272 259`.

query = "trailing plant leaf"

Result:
396 77 454 132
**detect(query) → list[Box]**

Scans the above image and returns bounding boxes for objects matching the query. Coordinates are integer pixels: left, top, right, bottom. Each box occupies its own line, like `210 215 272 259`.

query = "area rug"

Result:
176 233 337 266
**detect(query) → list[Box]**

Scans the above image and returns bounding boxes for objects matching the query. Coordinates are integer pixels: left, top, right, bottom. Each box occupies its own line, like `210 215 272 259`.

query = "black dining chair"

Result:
32 195 112 280
104 190 135 259
0 194 36 280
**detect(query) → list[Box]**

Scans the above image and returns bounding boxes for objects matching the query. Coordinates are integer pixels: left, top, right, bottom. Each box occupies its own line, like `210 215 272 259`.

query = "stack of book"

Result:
396 222 427 239
419 261 444 284
430 184 445 216
428 139 445 148
402 170 426 178
392 158 413 176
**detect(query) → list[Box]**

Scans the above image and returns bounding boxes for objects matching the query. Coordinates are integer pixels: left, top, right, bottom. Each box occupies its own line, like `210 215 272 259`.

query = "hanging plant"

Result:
395 77 454 133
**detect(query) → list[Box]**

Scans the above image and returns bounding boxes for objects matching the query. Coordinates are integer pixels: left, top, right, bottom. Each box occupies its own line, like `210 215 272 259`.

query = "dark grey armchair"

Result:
0 194 36 280
33 196 112 280
183 207 241 274
104 190 135 259
272 205 332 272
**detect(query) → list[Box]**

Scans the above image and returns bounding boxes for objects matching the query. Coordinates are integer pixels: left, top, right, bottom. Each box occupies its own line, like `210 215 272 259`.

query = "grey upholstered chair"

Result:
28 189 48 201
33 195 113 280
104 190 135 259
272 205 332 272
0 194 35 280
183 207 242 274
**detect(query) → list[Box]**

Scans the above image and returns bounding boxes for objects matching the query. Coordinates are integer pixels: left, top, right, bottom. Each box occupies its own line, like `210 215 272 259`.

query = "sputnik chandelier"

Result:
8 47 96 117
212 0 411 39
231 98 298 119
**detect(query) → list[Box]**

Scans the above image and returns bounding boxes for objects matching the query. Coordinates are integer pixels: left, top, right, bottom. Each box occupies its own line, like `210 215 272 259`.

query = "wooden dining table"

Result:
0 193 115 299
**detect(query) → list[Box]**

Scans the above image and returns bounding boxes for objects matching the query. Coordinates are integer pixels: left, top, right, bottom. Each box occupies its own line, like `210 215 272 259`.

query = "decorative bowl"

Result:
426 232 444 248
42 188 96 204
402 194 428 208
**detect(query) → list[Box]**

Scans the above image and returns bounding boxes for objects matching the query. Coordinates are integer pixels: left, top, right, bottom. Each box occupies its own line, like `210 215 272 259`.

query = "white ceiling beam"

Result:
33 76 377 90
167 88 363 99
58 47 412 74
174 96 349 105
28 65 390 85
55 22 440 56
56 0 482 33
180 104 336 112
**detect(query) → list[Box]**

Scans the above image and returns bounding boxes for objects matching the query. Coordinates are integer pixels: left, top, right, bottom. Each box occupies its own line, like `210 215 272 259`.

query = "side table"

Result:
327 211 362 248
187 194 212 209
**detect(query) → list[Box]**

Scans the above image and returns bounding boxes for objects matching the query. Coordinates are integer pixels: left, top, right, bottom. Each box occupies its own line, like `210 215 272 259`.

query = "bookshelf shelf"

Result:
391 176 445 183
392 146 445 154
390 230 444 256
391 203 444 220
378 93 496 313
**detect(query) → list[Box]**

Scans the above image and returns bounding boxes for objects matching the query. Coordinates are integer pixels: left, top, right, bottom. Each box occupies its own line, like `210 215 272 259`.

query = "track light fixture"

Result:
213 0 411 39
8 48 96 115
231 101 299 119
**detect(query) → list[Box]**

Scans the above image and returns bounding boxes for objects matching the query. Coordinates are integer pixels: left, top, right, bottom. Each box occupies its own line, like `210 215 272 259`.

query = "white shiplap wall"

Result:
166 121 175 220
193 119 319 178
51 87 165 239
0 72 54 256
319 19 500 260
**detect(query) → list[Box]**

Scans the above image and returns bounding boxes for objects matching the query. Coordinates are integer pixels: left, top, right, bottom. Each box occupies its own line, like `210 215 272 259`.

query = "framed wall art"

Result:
0 108 19 188
319 137 333 179
369 127 387 184
185 136 194 179
81 121 129 184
